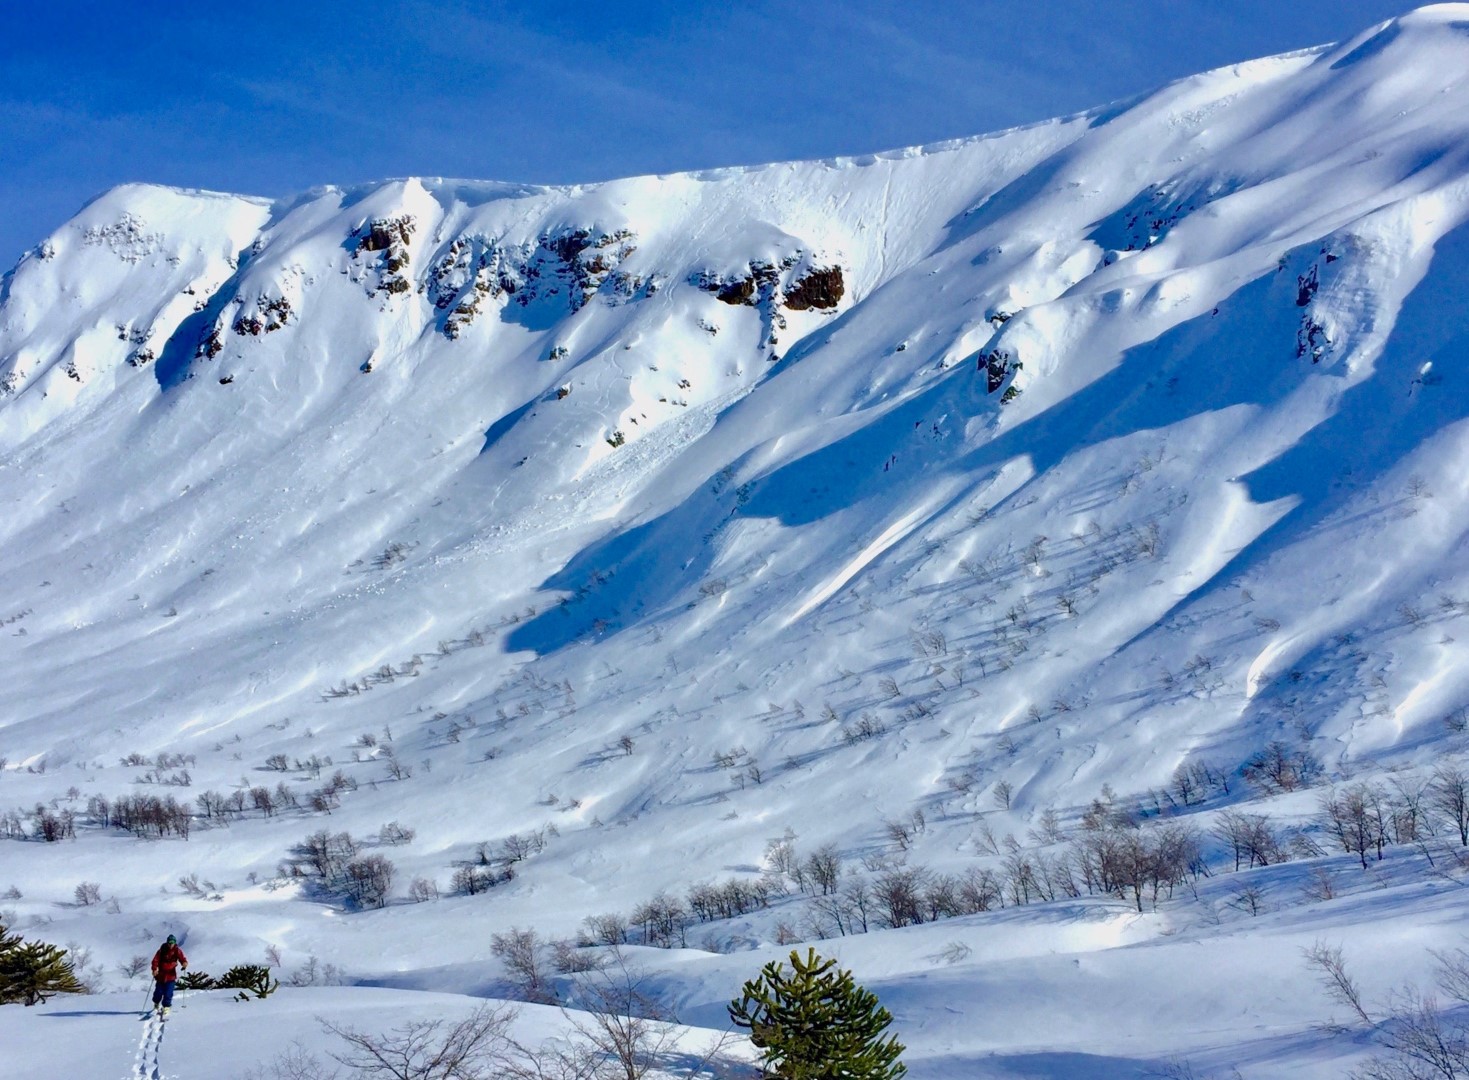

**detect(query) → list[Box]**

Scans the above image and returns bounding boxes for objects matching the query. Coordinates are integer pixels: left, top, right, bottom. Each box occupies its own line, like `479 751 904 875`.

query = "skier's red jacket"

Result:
151 942 187 982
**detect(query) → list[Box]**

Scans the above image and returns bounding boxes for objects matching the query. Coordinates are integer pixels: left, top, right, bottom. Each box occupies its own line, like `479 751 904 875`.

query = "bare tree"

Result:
582 913 629 947
1242 740 1321 793
342 855 395 909
1320 784 1389 869
1355 987 1469 1080
1303 940 1373 1026
73 882 102 906
803 845 842 896
239 1041 342 1080
1429 947 1469 1008
322 1003 518 1079
1227 883 1266 918
538 952 734 1080
493 927 554 1003
1432 762 1469 848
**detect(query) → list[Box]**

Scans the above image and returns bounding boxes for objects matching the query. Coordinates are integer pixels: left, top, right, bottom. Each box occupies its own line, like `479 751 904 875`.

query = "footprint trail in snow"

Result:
131 1012 167 1080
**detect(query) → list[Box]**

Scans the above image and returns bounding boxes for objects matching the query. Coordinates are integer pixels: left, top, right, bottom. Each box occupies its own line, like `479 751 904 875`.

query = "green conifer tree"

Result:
0 938 87 1006
728 947 905 1080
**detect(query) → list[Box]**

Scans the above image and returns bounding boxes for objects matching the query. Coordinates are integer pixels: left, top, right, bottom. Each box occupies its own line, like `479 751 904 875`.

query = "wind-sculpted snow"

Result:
4 8 1469 1078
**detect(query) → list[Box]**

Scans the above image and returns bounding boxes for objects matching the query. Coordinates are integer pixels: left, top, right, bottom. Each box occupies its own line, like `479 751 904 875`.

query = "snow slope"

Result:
4 7 1469 1078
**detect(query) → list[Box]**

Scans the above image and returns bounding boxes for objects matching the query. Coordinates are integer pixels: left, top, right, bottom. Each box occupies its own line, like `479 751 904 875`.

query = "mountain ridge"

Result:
2 11 1469 1076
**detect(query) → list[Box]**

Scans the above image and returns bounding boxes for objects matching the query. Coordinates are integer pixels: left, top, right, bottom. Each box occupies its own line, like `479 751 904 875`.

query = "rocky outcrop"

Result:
359 218 414 254
693 257 844 313
521 227 641 312
980 347 1013 393
693 259 789 307
81 213 163 263
426 227 642 338
355 216 416 295
231 296 293 336
783 265 845 311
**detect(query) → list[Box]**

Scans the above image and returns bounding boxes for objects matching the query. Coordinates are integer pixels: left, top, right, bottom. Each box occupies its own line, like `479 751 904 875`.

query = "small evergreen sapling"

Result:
728 947 905 1080
0 926 87 1006
216 963 279 1000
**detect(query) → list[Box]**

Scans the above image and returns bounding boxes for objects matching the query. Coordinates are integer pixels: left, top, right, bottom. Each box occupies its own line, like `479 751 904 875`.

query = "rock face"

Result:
783 266 844 311
231 296 293 336
694 259 790 307
980 348 1013 394
694 258 845 313
359 218 414 254
510 226 645 315
425 227 643 338
356 216 416 295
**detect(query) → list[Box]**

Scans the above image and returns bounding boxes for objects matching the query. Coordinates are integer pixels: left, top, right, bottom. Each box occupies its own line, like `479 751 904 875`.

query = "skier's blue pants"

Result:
152 979 175 1007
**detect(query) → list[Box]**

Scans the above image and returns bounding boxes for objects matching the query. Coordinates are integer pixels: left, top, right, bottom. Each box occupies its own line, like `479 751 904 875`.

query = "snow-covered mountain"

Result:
5 8 1469 1077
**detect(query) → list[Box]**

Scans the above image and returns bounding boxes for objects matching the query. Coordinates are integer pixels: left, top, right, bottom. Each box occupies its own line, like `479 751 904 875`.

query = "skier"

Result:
148 934 188 1018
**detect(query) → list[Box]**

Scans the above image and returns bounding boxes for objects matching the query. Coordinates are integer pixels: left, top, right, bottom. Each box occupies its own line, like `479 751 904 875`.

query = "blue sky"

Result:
0 0 1410 267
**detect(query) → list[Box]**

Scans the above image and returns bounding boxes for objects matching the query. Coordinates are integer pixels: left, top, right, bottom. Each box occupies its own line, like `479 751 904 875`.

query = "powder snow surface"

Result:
4 7 1469 1078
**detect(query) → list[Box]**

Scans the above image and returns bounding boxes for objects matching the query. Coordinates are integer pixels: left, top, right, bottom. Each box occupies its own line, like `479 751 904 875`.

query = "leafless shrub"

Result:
379 821 416 846
322 1002 517 1079
452 866 508 896
629 892 689 948
1031 807 1064 845
1432 763 1469 847
296 829 360 887
500 829 547 864
493 927 553 1003
120 954 149 978
342 854 395 909
711 747 747 770
238 1041 341 1080
935 941 972 966
551 939 604 975
1302 867 1336 902
1304 940 1373 1025
582 913 630 947
764 834 799 879
802 845 843 896
73 881 101 906
872 865 930 928
1212 810 1285 871
1356 987 1469 1080
545 951 727 1080
1228 883 1267 917
408 877 439 903
1319 784 1390 869
884 819 915 851
31 804 77 841
686 878 773 923
1242 740 1322 793
841 716 887 745
993 780 1013 810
